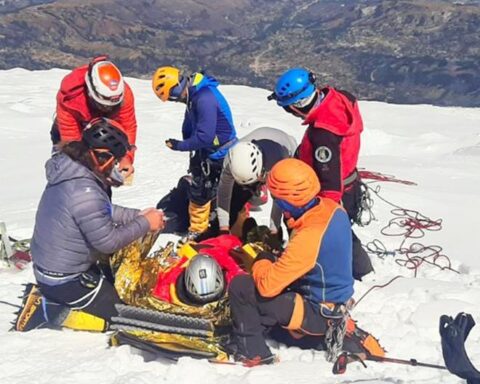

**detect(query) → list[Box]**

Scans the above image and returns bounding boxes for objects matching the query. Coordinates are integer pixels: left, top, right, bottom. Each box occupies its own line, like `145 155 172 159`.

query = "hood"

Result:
58 66 88 103
45 153 96 186
189 73 219 96
302 87 360 136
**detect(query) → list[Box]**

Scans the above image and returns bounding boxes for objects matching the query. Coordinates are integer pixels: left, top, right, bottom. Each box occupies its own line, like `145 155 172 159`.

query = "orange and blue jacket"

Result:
56 65 137 162
252 198 353 304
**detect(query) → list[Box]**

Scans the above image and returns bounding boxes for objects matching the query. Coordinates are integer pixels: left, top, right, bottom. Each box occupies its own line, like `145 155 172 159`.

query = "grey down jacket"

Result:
31 153 150 285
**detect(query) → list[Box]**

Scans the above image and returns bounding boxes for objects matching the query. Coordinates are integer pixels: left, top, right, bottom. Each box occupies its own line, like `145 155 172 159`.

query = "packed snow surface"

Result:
1 68 480 384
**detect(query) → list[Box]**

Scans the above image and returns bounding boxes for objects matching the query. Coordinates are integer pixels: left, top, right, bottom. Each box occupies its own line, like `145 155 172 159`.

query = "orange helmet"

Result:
152 66 186 102
85 57 124 107
267 158 320 207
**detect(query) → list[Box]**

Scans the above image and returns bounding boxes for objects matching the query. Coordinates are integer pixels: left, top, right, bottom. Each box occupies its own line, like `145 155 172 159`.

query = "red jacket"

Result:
56 65 137 162
152 235 245 303
297 87 363 202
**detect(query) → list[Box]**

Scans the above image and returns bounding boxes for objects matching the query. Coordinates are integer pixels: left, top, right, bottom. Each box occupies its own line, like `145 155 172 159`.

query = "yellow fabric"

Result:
62 310 106 332
188 201 211 233
191 72 204 86
177 243 198 259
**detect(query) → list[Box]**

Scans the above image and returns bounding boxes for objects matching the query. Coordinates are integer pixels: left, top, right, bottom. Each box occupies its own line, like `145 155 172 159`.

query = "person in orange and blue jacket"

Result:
152 67 237 241
268 68 373 280
228 158 354 366
52 56 137 178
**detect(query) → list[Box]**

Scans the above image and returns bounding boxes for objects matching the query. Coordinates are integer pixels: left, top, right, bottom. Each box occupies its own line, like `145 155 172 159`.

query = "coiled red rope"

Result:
360 171 459 277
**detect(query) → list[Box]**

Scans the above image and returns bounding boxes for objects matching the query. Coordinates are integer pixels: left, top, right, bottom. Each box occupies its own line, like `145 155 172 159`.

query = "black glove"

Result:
165 139 180 150
254 251 277 265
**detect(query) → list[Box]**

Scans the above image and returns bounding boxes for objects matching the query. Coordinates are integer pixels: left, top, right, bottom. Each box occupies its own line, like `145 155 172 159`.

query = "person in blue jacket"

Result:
152 67 237 240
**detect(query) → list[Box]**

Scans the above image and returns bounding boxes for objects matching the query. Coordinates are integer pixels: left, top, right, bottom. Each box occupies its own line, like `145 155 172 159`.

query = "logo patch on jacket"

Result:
315 146 332 163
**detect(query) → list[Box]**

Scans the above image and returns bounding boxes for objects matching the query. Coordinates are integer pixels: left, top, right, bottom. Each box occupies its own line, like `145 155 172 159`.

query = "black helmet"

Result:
82 117 131 160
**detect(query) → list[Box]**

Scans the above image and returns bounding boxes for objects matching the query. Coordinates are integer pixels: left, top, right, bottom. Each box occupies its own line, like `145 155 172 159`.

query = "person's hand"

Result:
141 209 165 231
118 157 134 178
139 207 156 216
165 139 180 150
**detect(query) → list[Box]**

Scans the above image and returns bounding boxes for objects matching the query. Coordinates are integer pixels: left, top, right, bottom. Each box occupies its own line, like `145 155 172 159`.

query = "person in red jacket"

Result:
268 68 373 280
152 234 244 305
51 56 137 178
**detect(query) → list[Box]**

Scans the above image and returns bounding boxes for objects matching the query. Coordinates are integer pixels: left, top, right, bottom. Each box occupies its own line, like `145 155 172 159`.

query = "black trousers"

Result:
38 264 121 322
228 274 330 359
188 152 223 206
342 179 374 280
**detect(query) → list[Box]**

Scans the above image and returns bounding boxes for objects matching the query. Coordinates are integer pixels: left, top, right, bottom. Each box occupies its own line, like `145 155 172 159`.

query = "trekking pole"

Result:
333 352 447 374
368 355 447 370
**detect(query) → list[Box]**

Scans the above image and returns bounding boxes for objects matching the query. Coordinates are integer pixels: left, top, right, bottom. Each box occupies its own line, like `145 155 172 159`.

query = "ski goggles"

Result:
168 76 188 101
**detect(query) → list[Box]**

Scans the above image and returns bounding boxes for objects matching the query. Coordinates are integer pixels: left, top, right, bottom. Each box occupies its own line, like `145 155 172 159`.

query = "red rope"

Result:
359 170 417 186
363 181 458 277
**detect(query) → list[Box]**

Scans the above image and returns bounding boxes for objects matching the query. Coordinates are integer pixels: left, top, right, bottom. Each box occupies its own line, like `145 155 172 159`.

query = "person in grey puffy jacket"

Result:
27 118 165 330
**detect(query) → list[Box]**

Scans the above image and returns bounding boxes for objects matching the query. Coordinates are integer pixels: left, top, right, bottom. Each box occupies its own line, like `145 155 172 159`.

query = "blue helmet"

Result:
272 68 316 107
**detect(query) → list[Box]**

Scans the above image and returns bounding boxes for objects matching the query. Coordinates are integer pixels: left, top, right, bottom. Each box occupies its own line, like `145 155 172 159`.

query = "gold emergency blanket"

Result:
110 330 229 361
109 232 239 360
108 226 272 361
110 233 232 324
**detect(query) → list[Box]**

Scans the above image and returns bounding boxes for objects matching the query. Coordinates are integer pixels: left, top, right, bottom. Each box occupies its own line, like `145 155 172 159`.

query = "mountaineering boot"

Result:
342 318 385 358
229 335 277 367
234 353 277 367
13 283 48 331
13 283 107 332
188 200 211 234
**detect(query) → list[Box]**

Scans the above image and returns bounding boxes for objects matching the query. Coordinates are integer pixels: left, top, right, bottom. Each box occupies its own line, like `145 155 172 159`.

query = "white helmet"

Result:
227 142 264 185
184 254 225 304
85 58 125 107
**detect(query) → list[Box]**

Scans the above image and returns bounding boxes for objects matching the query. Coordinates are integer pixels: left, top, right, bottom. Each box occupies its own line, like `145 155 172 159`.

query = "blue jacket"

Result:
31 153 150 285
177 73 237 159
253 198 353 304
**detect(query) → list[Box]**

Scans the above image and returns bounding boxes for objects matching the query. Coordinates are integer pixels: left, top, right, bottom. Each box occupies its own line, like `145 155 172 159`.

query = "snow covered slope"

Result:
1 68 480 384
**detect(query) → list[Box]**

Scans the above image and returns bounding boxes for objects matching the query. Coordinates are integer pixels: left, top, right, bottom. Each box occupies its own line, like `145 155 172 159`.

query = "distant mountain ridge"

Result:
0 0 479 106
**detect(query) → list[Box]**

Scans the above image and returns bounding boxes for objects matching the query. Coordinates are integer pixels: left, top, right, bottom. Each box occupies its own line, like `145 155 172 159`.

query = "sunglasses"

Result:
273 197 318 219
90 148 118 172
168 77 187 101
